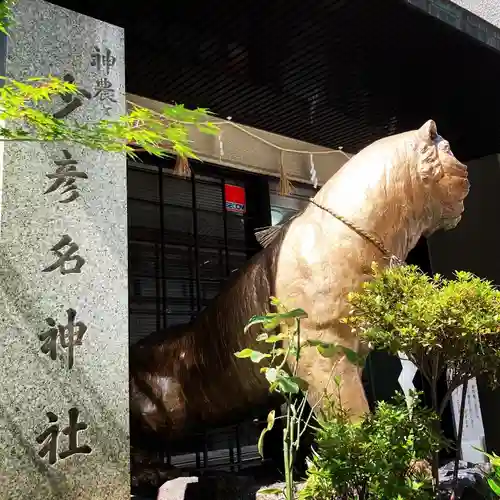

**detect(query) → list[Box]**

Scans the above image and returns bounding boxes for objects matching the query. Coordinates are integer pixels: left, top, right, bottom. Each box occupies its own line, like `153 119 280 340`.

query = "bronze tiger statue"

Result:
130 119 469 450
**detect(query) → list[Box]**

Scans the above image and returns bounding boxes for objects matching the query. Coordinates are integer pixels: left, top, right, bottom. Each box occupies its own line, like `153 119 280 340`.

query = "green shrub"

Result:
300 392 443 500
345 263 500 488
345 264 500 417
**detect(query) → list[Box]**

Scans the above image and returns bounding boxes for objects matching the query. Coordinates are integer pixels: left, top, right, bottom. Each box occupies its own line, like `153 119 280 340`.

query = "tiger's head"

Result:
413 119 469 235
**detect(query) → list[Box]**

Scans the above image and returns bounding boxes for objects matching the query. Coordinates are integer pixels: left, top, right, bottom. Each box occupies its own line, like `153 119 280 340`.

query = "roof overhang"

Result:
53 0 500 162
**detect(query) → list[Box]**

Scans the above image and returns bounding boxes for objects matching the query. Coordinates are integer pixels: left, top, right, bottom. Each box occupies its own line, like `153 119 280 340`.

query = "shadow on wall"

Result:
428 153 500 281
427 153 500 454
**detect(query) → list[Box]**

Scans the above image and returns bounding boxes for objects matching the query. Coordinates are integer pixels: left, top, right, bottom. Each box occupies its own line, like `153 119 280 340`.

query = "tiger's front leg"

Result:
293 326 370 420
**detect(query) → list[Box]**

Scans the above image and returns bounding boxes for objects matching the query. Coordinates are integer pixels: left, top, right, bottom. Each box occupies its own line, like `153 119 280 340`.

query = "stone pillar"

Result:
0 1 129 498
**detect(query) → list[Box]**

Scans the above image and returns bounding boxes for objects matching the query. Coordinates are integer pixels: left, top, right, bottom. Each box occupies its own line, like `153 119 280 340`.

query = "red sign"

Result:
224 184 246 213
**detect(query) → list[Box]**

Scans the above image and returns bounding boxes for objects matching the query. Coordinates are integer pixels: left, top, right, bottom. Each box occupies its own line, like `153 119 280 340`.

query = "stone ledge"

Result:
152 461 492 500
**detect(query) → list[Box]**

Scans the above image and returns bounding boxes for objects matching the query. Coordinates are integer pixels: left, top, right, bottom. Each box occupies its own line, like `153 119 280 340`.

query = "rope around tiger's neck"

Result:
308 198 404 268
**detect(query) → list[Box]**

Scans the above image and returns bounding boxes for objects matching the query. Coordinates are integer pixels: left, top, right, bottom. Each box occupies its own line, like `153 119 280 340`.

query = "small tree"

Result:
0 0 16 35
344 263 500 488
234 297 364 500
0 76 218 159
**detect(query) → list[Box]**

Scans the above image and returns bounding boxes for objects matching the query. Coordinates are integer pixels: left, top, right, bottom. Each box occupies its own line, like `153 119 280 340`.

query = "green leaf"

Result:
278 308 308 320
289 343 299 358
258 488 283 495
266 409 276 430
265 333 288 343
250 350 271 363
276 373 300 394
257 410 275 457
341 346 366 367
244 315 272 332
248 308 306 332
317 343 340 358
269 296 281 306
487 477 500 495
305 339 331 347
268 381 279 393
256 333 268 342
234 348 254 358
290 376 309 391
262 316 282 331
334 375 342 387
234 348 270 363
257 427 267 458
478 448 500 467
305 340 341 357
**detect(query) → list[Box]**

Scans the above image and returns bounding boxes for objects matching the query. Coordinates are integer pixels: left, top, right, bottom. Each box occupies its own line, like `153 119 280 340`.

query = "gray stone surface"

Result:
0 0 129 499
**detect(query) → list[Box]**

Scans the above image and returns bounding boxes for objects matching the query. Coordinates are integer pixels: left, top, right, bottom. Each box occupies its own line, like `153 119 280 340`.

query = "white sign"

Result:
447 374 486 463
397 356 486 464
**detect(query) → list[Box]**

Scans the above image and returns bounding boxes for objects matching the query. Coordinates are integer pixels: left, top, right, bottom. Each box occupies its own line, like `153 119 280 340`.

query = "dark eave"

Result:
51 0 500 161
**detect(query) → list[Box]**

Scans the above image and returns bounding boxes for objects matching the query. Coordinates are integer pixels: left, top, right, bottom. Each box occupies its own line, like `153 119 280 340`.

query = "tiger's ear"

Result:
417 119 438 143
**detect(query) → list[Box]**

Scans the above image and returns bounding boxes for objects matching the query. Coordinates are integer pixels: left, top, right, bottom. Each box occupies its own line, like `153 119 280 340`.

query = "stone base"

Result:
438 460 491 499
154 475 307 500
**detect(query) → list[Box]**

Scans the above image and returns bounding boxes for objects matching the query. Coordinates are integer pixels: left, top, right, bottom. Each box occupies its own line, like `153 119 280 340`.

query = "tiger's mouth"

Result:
445 159 468 179
456 162 468 177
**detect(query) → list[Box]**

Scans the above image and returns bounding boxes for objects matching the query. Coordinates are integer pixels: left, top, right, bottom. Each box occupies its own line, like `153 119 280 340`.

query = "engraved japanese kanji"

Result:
42 235 86 275
44 150 88 203
53 73 92 119
39 308 87 370
90 46 116 75
36 408 92 465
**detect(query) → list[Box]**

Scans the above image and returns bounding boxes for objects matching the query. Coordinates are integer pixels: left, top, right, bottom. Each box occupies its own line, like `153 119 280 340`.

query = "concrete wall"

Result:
452 0 500 28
